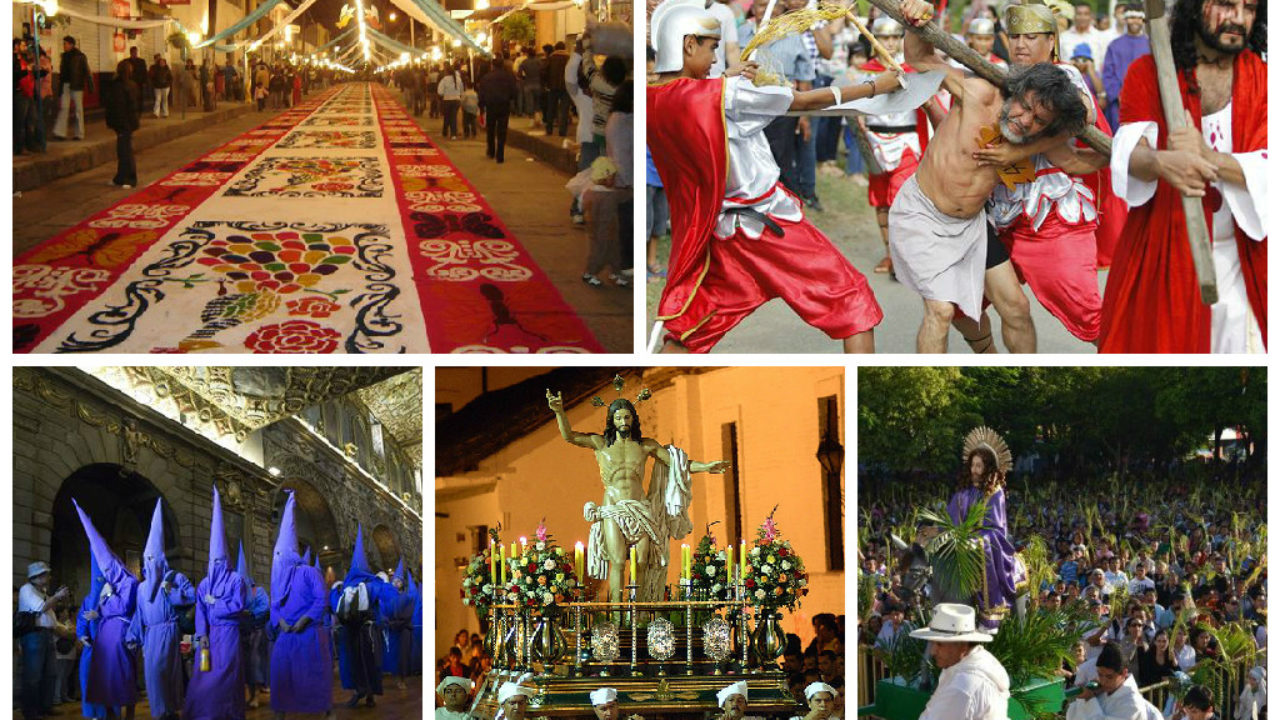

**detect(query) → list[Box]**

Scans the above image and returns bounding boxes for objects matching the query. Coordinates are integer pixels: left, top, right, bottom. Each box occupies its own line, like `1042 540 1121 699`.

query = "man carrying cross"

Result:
1098 0 1266 353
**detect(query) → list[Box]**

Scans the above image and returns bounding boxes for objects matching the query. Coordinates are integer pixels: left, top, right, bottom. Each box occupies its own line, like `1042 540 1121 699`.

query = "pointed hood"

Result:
302 546 312 566
272 490 304 605
313 551 321 572
394 557 406 584
81 552 107 613
238 541 254 587
344 524 378 586
205 485 237 598
73 499 128 588
142 498 170 601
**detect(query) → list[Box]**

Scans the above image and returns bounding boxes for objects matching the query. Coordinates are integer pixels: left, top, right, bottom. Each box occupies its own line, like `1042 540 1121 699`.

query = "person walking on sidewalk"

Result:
461 77 479 139
543 42 570 136
438 64 464 140
105 60 140 188
52 35 93 141
478 55 518 162
149 55 171 117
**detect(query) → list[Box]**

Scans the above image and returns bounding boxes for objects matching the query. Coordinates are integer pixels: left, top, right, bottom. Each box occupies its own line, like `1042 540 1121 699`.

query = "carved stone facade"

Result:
13 367 421 598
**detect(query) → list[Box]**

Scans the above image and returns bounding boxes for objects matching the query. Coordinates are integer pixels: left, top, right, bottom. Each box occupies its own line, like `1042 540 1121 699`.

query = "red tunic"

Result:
1098 51 1267 353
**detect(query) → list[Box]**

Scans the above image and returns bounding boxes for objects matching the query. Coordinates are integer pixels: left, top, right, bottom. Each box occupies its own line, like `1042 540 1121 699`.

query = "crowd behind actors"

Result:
859 462 1267 719
435 612 848 718
15 490 423 720
384 35 635 291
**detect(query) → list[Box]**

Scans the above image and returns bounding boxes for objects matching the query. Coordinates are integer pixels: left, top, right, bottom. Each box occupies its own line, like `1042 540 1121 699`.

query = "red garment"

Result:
1098 51 1268 353
647 78 729 326
867 148 919 207
661 204 884 352
857 58 931 157
1001 215 1101 341
647 77 882 350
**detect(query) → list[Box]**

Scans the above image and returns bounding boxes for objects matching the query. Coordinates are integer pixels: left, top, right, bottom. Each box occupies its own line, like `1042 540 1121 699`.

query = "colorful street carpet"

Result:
13 84 604 353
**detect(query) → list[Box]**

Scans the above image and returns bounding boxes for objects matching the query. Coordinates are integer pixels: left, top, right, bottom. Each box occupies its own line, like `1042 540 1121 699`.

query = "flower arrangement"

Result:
501 522 583 615
743 510 809 611
460 544 498 620
689 531 732 601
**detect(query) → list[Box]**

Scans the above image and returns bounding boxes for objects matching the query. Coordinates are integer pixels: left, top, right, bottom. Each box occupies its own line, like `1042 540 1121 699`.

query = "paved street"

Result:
14 82 629 353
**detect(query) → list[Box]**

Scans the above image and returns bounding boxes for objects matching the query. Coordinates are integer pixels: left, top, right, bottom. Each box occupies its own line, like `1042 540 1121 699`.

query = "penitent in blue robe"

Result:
269 563 333 713
85 563 139 707
183 561 247 720
76 559 107 720
131 569 196 717
241 585 271 687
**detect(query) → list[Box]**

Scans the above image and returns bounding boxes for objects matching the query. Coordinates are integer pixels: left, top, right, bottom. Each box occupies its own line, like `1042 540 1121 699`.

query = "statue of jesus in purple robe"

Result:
947 445 1024 630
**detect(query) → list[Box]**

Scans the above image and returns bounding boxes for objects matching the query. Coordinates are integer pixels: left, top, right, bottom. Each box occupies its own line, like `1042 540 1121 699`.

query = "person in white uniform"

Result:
496 681 532 720
910 603 1011 720
435 676 474 719
591 687 620 719
790 682 839 720
1065 642 1160 720
718 680 767 720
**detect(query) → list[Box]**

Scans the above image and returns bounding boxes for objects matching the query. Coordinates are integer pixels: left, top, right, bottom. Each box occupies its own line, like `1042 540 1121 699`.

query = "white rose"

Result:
750 547 761 557
544 559 556 571
536 541 546 550
781 561 791 570
754 589 766 600
543 592 554 604
525 576 533 585
482 583 492 593
762 565 773 575
712 583 722 593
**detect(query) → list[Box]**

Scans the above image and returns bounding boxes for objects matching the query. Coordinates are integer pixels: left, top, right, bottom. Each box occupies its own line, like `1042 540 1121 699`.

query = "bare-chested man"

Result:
890 0 1090 353
547 390 728 602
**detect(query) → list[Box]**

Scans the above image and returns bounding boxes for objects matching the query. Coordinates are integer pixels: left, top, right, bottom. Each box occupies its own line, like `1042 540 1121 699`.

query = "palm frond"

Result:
918 499 988 603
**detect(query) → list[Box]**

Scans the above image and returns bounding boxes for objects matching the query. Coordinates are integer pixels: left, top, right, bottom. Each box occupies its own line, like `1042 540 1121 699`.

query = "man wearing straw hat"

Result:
717 680 767 720
909 603 1011 720
435 676 474 719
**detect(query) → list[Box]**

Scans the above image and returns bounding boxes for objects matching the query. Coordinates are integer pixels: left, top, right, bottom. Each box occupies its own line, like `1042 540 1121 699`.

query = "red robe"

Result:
1098 51 1268 353
646 77 729 327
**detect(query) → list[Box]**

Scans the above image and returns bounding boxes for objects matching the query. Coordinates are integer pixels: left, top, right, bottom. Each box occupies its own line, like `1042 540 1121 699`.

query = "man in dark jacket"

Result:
105 60 140 188
126 46 148 116
52 35 93 140
478 56 519 163
148 54 171 117
542 42 570 136
14 38 38 154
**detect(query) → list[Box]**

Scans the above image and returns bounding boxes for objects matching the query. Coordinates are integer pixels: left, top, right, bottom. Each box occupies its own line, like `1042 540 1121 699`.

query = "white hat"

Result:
498 681 532 704
804 682 839 701
589 687 617 705
909 603 994 643
872 17 904 36
436 676 474 695
650 0 722 74
717 680 749 707
967 17 996 34
27 561 51 580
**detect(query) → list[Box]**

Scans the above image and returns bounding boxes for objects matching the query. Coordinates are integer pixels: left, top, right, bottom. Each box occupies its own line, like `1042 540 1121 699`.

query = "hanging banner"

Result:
113 29 126 51
110 0 132 17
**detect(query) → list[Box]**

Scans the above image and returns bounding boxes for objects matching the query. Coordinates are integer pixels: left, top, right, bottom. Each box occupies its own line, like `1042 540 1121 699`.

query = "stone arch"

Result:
50 464 179 600
271 478 342 576
371 524 401 574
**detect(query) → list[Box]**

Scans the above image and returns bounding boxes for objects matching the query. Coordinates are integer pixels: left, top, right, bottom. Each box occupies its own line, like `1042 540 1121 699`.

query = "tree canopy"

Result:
857 367 1265 475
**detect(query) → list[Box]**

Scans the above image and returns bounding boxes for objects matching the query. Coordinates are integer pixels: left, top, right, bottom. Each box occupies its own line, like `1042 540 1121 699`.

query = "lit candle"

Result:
740 539 747 577
500 544 507 584
489 539 497 586
519 536 528 551
681 544 689 580
511 541 518 561
726 544 735 583
574 541 585 581
629 546 637 586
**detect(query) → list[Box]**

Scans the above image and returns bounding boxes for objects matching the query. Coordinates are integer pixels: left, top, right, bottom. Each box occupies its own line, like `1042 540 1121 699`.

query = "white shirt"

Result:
566 53 595 144
1110 100 1267 353
1059 26 1109 71
436 709 473 720
1066 674 1150 720
1074 657 1099 688
718 76 803 239
1128 577 1155 596
437 72 463 101
605 111 633 188
18 583 58 629
1104 570 1129 594
919 646 1011 720
707 1 740 78
1174 644 1196 671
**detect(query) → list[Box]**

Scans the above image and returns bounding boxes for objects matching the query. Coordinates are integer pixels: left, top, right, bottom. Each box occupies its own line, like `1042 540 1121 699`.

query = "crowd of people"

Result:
16 489 423 720
858 461 1267 718
388 37 634 291
646 0 1266 353
435 610 849 718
